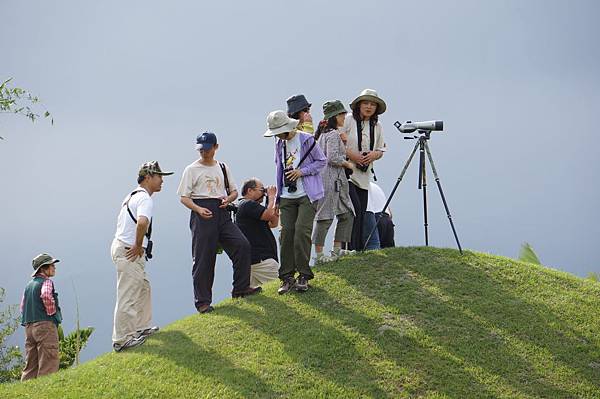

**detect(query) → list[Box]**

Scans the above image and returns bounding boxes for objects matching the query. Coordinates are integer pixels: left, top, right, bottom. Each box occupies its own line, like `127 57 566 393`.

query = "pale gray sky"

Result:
2 0 599 362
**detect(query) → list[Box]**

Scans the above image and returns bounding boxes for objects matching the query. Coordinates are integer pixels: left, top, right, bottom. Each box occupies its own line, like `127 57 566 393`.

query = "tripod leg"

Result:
363 139 420 250
424 141 463 254
419 139 429 246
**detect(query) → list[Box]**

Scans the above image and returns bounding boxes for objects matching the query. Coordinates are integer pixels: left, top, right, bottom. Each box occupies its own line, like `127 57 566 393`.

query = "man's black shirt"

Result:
235 199 278 264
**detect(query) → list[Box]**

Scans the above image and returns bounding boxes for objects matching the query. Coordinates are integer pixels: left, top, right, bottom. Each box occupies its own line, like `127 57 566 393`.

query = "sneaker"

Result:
327 251 340 261
295 276 309 292
232 286 262 298
314 253 337 265
278 278 296 295
339 249 357 257
136 326 159 338
113 335 146 352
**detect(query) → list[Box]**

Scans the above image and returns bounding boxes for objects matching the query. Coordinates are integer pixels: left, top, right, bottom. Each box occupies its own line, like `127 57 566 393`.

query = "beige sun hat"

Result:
349 88 387 115
263 110 300 137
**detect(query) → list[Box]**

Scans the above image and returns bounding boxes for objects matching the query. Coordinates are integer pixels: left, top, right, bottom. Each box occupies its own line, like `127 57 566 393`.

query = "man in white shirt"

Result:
111 161 173 352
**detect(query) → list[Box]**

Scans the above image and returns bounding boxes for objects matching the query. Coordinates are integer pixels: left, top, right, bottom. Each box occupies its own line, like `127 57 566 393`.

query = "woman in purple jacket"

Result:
263 110 326 294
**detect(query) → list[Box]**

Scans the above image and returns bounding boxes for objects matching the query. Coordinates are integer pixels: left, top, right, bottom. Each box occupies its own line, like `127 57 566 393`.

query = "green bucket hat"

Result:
31 253 60 277
323 100 347 120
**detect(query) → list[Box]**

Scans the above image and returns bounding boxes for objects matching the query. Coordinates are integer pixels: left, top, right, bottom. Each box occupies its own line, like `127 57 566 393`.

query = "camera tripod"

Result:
364 130 463 253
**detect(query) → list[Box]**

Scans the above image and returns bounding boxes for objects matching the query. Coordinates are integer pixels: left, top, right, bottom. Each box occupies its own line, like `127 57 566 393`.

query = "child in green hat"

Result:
20 253 62 381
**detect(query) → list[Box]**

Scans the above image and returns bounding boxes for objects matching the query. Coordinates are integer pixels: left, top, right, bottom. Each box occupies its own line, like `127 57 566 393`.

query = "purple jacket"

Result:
275 131 326 203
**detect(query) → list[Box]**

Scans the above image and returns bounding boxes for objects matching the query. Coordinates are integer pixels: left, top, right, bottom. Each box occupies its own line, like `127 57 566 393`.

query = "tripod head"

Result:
402 130 432 140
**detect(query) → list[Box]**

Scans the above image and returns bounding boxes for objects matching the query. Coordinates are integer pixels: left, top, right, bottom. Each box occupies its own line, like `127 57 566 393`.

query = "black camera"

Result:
146 240 153 260
283 166 297 192
357 152 369 172
344 159 353 179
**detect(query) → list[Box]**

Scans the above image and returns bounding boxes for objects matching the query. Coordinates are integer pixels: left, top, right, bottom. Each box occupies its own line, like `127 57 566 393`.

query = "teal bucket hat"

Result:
323 100 348 120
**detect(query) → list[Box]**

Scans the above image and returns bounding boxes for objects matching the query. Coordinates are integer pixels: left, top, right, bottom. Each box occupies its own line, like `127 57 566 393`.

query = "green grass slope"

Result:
2 247 600 398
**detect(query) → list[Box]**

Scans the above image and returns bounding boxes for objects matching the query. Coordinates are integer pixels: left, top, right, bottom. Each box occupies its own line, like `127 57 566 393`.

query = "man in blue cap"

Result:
178 132 260 314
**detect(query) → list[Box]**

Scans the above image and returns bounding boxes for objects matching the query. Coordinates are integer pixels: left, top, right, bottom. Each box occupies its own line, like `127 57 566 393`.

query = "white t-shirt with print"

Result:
114 187 153 247
280 133 306 199
177 160 238 199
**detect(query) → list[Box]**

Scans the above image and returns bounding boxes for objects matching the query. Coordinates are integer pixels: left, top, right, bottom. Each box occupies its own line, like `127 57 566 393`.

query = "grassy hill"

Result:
2 247 600 398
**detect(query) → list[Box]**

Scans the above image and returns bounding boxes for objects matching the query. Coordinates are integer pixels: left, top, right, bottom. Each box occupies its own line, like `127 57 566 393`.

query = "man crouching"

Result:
235 178 280 289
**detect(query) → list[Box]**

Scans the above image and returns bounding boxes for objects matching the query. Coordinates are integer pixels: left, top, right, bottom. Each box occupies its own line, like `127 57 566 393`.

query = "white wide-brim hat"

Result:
350 88 387 115
264 110 299 137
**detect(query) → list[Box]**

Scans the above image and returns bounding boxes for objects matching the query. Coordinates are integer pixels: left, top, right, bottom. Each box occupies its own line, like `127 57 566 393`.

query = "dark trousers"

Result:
190 199 251 308
279 196 315 281
348 182 368 251
377 212 396 248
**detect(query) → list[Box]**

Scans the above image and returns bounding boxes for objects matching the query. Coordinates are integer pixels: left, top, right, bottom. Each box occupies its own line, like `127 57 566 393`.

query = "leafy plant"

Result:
57 326 94 370
0 78 52 140
57 280 93 369
519 242 541 264
0 288 24 383
587 272 599 282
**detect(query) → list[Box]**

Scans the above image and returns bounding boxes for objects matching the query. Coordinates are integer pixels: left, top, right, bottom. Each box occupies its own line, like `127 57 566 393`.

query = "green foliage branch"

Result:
0 78 52 140
0 288 24 383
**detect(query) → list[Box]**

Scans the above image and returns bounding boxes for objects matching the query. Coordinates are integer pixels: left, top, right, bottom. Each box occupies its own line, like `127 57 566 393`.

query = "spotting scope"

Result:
394 120 444 133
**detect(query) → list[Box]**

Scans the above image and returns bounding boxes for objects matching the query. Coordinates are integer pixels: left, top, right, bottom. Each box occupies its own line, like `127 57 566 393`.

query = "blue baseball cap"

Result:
195 132 218 151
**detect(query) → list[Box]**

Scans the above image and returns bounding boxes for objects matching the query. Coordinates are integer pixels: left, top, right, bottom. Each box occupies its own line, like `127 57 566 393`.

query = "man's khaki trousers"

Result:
250 258 279 287
21 321 59 381
111 239 152 345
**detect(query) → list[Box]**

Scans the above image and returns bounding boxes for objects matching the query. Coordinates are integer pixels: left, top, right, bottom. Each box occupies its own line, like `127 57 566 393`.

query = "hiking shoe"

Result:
327 252 340 261
339 249 357 256
295 276 309 292
113 335 146 352
232 286 262 298
137 326 159 338
313 253 337 265
278 278 296 295
197 304 214 314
